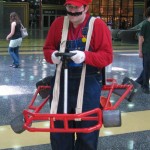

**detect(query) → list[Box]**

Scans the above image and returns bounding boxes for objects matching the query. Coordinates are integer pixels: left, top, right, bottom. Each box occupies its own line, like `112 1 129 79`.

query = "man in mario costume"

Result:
43 0 113 149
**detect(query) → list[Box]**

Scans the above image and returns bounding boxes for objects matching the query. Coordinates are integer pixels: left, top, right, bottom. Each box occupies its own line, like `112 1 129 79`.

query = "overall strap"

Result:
50 16 69 114
76 17 96 114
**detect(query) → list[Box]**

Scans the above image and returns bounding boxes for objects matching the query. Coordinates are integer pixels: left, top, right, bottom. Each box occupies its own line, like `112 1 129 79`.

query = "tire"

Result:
103 110 121 127
10 113 25 134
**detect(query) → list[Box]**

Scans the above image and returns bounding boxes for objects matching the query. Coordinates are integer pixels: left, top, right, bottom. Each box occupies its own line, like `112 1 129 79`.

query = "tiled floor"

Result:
0 29 150 150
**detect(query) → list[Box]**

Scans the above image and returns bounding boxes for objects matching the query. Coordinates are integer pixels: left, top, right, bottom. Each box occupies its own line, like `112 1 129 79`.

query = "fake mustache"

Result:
66 11 83 16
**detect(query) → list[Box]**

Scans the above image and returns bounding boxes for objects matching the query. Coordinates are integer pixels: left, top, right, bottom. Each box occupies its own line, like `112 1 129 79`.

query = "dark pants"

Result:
8 46 19 65
136 53 150 89
136 70 143 85
50 74 102 150
143 53 150 89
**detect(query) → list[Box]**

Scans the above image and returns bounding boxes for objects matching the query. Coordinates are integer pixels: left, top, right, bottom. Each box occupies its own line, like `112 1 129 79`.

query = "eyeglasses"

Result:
66 5 84 11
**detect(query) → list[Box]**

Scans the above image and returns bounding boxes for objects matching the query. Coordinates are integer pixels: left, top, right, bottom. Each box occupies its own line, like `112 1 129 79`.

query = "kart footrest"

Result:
23 108 102 133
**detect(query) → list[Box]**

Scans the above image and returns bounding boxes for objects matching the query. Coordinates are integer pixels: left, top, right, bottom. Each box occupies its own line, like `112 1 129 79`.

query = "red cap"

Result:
65 0 92 7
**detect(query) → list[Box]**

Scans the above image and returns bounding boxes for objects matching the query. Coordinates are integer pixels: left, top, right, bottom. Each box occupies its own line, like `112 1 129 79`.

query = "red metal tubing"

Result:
23 108 102 133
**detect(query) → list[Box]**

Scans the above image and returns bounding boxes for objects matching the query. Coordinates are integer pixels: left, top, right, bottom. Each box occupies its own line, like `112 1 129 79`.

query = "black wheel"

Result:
122 77 141 102
103 110 121 127
36 76 52 99
10 113 25 134
113 77 141 102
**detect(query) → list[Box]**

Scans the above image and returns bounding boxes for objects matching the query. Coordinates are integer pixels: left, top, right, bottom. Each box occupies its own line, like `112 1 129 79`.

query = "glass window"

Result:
90 0 133 29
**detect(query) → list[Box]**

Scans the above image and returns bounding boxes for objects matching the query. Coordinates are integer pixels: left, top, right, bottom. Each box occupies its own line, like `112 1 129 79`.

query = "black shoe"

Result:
142 88 150 94
135 80 142 86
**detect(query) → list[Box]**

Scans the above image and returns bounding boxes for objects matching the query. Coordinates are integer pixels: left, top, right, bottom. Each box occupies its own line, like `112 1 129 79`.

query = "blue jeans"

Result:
8 46 19 65
50 74 102 150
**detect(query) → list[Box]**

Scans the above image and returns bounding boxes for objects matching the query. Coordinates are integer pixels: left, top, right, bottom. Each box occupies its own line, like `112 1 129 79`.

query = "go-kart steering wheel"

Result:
55 52 76 68
55 52 76 59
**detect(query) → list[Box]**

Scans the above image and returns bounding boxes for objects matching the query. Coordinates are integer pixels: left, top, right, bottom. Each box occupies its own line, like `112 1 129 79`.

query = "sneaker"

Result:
12 65 19 68
142 88 150 94
9 64 15 67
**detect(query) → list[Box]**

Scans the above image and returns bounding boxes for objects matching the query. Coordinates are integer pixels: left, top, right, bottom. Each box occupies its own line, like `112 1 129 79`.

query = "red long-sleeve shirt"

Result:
43 14 113 68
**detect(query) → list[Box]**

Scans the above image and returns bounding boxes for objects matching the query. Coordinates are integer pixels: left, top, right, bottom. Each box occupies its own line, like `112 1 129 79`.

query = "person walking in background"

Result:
43 0 113 149
6 12 22 68
135 7 150 94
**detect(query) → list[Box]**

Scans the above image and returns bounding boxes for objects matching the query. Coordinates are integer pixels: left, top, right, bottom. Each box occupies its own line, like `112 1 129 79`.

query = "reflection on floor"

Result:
0 37 150 150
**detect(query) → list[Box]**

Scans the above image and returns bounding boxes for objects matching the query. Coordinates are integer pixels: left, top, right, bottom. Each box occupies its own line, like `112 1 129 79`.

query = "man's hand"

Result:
70 50 85 64
51 51 61 64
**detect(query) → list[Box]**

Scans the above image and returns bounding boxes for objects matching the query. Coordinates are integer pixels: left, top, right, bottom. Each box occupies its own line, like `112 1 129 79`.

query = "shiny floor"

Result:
0 29 150 150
